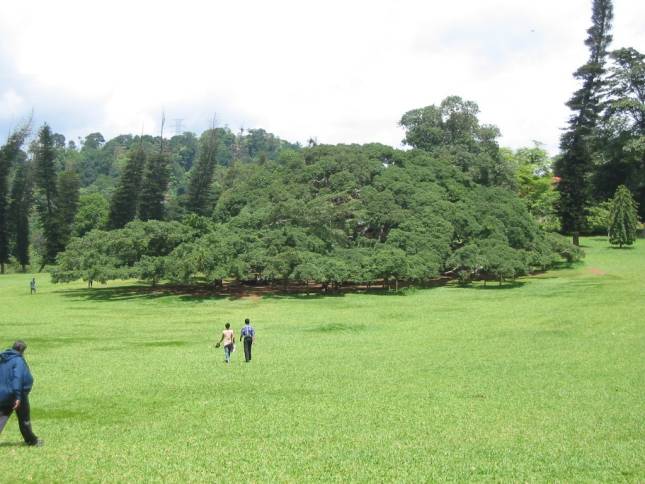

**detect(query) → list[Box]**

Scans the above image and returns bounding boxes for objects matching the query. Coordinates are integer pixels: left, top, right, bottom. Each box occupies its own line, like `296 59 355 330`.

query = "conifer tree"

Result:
8 161 33 271
139 125 170 221
35 124 64 268
555 0 613 246
608 185 639 247
57 167 81 248
107 144 146 229
186 128 218 216
0 123 30 273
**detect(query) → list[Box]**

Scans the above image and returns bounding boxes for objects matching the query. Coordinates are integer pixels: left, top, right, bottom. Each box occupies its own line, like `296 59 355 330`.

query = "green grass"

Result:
0 237 643 482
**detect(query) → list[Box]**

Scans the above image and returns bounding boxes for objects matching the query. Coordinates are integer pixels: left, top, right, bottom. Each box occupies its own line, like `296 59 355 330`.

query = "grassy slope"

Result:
0 237 642 482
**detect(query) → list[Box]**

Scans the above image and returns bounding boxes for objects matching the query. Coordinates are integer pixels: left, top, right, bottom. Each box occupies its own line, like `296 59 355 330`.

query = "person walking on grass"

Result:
216 323 235 364
30 278 36 295
240 318 255 363
0 341 43 446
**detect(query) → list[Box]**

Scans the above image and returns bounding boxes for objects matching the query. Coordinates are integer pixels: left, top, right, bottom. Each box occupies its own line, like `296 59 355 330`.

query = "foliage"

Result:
585 200 611 234
34 124 65 266
53 140 578 288
107 145 146 229
185 129 218 216
0 123 30 273
57 168 81 249
139 151 171 221
555 0 613 244
503 144 561 232
52 220 196 285
608 185 639 247
546 233 585 263
74 192 109 237
7 160 32 271
400 96 515 188
594 47 645 219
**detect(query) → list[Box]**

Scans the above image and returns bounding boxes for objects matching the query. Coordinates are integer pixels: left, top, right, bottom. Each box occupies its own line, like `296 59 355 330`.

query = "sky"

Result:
0 0 643 154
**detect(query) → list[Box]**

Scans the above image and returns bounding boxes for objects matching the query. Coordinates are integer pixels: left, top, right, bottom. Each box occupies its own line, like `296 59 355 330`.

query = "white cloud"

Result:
0 89 25 120
0 0 643 154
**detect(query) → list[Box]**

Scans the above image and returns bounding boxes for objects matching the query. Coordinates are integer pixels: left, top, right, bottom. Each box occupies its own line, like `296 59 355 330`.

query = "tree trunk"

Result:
395 279 399 292
0 262 4 274
572 231 580 246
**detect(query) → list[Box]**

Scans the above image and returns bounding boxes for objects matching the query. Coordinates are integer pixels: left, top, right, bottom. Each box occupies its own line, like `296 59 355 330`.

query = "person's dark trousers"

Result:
243 338 253 362
0 395 39 445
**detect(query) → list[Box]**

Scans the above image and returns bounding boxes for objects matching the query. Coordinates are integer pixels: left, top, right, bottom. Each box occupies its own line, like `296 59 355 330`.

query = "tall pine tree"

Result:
186 128 218 215
57 166 81 248
107 144 146 229
35 124 64 268
8 160 33 271
555 0 613 245
139 119 170 222
0 123 30 274
139 151 170 221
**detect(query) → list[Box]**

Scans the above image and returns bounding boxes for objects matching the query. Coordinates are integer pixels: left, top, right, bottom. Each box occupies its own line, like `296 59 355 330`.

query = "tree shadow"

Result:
55 285 232 303
447 280 527 290
53 278 452 302
55 272 534 301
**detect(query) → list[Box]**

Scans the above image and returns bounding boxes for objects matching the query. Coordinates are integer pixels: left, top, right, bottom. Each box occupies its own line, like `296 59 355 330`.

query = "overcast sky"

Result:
0 0 643 154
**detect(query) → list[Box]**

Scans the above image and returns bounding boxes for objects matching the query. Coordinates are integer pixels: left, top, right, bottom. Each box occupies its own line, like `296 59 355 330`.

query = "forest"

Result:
0 28 642 289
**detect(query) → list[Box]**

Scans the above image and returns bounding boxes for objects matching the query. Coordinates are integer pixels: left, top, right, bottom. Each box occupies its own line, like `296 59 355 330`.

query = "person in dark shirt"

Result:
240 319 256 363
30 278 36 295
0 340 43 446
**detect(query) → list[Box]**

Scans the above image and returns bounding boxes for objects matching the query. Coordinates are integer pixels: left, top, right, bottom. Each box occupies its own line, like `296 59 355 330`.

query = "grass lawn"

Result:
0 237 643 482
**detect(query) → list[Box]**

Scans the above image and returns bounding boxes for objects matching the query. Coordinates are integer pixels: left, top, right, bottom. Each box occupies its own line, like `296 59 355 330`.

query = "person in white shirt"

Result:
216 323 235 364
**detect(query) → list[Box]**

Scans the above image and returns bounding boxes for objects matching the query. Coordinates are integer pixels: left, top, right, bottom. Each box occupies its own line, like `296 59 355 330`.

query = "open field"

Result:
0 237 643 482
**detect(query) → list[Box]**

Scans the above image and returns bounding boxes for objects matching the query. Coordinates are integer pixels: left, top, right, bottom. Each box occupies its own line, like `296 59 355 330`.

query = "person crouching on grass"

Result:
215 323 235 364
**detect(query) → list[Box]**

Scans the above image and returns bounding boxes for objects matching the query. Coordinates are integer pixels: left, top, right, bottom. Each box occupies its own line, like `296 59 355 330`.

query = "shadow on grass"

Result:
447 280 527 290
307 322 367 333
54 285 231 303
0 441 26 447
54 279 451 303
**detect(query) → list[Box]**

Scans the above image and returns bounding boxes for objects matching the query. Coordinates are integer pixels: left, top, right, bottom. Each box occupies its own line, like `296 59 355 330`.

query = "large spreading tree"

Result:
555 0 613 245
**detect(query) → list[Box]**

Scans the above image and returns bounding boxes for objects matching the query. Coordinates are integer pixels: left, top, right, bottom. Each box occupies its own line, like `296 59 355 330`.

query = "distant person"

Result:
0 341 43 446
215 323 235 364
240 318 256 363
30 278 36 295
